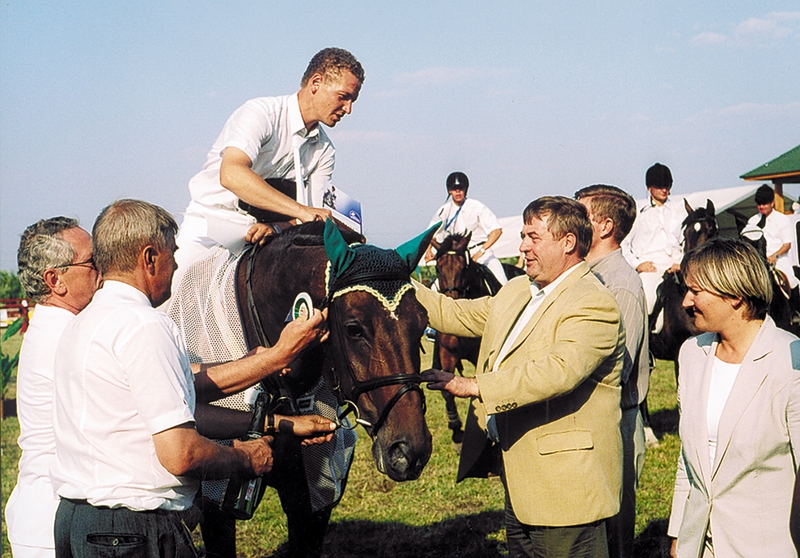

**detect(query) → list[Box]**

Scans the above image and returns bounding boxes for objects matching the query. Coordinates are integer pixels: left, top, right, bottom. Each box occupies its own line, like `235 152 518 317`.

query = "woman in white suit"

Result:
668 238 800 557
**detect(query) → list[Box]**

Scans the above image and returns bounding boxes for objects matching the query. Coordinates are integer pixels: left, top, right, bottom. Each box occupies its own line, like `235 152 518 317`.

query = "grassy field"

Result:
1 332 679 558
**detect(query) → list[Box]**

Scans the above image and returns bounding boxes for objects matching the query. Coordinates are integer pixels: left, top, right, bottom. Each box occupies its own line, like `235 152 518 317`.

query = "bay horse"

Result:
171 220 435 557
649 199 716 369
431 233 523 442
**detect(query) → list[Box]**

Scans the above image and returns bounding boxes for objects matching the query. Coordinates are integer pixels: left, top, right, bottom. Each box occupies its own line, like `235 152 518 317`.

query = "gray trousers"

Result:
55 498 200 558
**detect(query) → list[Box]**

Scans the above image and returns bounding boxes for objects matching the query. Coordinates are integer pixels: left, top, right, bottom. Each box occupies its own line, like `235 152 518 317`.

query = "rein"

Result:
243 236 425 438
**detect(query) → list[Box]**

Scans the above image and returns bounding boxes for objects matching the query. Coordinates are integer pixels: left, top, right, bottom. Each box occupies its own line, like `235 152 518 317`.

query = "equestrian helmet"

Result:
446 172 469 193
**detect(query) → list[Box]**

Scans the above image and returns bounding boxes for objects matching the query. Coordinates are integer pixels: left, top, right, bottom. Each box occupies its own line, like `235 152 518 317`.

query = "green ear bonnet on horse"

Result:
323 219 439 313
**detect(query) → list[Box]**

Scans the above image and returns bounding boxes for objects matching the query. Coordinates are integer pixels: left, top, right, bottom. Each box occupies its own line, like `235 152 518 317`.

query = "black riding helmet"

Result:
446 171 469 194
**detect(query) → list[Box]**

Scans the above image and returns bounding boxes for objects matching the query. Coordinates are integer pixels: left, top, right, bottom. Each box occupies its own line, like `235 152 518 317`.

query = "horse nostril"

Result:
388 441 410 471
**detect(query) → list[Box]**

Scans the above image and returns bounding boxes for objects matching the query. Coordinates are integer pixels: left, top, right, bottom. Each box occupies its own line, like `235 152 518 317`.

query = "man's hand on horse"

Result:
276 308 330 357
420 368 480 398
667 263 681 273
274 414 337 446
232 436 275 476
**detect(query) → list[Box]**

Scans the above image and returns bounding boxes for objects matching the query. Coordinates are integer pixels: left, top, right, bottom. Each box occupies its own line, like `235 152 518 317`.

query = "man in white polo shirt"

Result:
50 199 301 558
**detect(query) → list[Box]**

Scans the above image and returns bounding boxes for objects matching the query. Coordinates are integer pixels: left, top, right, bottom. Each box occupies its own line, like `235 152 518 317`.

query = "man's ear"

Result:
562 232 577 253
43 268 66 296
143 246 158 275
308 72 324 94
600 218 615 239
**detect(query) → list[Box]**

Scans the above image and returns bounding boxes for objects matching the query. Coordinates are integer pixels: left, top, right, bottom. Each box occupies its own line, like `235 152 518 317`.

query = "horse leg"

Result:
199 496 237 558
267 435 332 558
437 334 464 443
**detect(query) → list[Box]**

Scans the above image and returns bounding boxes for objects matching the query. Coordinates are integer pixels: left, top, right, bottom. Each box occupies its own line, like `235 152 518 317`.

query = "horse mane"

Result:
260 221 364 250
437 233 470 254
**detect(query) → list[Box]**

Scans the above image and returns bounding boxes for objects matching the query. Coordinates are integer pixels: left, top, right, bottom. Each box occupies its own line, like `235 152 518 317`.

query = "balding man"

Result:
6 217 101 558
50 200 331 558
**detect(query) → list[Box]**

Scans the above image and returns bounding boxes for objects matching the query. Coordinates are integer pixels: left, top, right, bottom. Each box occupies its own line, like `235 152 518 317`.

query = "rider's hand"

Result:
298 206 332 223
768 254 778 265
424 247 435 263
245 223 276 246
667 263 681 273
636 261 658 273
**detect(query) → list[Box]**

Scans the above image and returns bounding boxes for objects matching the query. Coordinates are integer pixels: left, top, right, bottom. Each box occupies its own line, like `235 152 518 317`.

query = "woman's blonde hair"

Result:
681 238 772 320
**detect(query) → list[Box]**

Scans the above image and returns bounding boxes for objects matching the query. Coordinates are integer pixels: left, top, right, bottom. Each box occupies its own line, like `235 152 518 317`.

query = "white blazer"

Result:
668 316 800 557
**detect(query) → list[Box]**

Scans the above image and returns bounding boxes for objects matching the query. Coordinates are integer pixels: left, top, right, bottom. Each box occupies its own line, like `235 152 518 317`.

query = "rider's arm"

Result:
475 228 502 259
219 147 330 223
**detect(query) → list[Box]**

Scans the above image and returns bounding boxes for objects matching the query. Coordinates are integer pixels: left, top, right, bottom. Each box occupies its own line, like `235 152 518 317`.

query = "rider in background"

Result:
622 162 685 328
424 171 508 286
746 184 799 294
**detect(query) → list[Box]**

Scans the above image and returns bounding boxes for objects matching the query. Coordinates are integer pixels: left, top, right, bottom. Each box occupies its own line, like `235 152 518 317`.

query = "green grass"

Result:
1 335 680 558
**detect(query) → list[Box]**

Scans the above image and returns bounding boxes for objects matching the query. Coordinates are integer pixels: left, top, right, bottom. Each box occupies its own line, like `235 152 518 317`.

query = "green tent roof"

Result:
741 144 800 181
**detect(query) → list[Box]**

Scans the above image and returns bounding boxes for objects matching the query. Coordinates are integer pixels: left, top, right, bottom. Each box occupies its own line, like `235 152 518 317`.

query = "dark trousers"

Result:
504 492 609 558
55 498 200 558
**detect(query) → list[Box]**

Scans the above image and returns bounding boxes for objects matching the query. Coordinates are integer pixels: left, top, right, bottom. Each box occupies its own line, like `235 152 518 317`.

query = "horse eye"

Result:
345 323 364 339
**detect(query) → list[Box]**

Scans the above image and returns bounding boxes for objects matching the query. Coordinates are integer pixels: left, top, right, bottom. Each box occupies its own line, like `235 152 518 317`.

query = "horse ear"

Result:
324 218 357 276
684 198 693 215
706 198 715 215
396 222 441 271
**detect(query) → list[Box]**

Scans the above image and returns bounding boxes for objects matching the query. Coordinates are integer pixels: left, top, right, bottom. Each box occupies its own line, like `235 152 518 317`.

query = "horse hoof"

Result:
451 428 464 444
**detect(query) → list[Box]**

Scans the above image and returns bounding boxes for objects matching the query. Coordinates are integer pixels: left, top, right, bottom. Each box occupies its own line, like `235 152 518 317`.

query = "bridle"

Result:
242 238 426 439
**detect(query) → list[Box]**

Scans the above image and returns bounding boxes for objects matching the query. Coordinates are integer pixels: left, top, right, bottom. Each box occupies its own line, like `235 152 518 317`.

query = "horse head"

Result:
683 198 717 252
434 233 472 299
323 220 436 481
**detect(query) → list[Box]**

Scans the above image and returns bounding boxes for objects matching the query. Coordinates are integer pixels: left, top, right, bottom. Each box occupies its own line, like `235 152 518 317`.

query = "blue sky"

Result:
1 1 799 270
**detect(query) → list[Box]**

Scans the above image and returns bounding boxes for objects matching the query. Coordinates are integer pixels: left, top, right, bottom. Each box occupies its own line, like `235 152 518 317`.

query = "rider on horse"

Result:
424 171 508 287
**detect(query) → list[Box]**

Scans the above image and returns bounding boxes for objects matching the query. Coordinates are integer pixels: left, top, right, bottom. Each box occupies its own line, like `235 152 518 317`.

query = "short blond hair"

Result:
92 199 177 275
681 238 771 320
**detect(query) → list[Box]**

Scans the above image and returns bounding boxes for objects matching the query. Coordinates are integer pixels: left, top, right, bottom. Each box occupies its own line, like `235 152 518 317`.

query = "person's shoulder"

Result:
237 95 290 116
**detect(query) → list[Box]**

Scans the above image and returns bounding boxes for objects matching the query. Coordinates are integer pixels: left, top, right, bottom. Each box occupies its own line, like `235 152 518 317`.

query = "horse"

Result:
649 199 716 368
431 233 523 442
170 220 435 557
736 215 800 337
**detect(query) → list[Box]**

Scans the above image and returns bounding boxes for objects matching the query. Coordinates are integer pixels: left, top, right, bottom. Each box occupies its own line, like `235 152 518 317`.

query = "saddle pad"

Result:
165 245 356 512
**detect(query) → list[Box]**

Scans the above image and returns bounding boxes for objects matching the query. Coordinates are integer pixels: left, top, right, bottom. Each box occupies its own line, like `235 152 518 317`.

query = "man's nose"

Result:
343 100 353 114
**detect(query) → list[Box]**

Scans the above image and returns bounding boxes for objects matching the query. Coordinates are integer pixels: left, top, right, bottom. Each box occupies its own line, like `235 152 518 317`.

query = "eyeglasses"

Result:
62 257 96 270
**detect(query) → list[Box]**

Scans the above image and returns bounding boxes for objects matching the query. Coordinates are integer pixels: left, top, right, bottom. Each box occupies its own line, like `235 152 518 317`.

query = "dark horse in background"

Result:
431 233 523 442
174 220 435 557
649 199 716 373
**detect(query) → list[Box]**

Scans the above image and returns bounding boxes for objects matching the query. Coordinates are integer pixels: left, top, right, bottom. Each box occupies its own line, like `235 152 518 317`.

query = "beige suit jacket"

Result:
416 262 625 526
668 316 800 557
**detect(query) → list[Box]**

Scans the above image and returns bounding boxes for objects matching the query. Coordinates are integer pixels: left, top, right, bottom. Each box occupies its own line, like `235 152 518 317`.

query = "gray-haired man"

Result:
6 217 101 558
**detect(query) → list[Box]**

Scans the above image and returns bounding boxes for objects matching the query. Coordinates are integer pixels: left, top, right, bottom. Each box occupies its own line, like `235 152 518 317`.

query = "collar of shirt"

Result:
531 260 583 298
95 280 152 307
289 92 320 144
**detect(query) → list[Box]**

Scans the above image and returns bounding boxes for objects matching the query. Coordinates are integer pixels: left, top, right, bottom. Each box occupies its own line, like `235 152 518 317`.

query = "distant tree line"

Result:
0 271 25 300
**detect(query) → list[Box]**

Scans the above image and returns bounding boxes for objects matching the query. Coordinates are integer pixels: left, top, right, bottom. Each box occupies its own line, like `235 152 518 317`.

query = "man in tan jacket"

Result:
420 196 625 558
